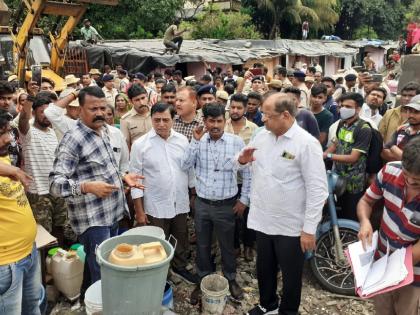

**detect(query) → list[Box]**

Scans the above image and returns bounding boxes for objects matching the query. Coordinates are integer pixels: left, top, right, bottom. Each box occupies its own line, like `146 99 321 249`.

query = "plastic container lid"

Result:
47 247 62 257
76 245 86 263
85 280 102 307
70 243 82 250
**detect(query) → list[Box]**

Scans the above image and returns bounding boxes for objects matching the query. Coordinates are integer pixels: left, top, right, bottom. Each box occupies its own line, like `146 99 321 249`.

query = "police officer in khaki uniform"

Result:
120 85 152 148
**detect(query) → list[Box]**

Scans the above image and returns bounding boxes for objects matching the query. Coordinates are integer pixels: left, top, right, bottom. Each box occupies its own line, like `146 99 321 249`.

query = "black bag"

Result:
336 119 383 174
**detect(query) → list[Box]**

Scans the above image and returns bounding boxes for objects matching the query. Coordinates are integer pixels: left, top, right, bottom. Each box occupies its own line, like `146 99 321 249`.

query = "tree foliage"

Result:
182 8 261 40
4 0 184 39
243 0 338 39
406 0 420 23
335 0 406 40
2 0 416 41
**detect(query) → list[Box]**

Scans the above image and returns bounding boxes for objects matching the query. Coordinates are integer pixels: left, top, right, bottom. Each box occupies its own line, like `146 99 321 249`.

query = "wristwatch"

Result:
327 153 333 160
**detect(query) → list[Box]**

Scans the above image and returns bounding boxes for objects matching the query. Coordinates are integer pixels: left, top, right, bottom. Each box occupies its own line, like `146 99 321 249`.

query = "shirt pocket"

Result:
84 156 112 182
270 156 300 185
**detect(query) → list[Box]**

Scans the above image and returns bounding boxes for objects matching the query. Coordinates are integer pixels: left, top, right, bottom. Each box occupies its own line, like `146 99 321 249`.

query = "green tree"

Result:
243 0 338 39
183 8 261 40
85 0 184 39
4 0 185 39
303 0 339 32
406 0 420 22
255 0 318 39
336 0 406 40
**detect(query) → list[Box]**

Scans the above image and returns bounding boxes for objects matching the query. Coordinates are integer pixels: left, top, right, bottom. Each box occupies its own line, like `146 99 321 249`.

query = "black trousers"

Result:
256 231 304 315
234 207 255 248
148 213 188 270
194 197 236 281
234 184 255 249
164 36 183 52
337 191 364 221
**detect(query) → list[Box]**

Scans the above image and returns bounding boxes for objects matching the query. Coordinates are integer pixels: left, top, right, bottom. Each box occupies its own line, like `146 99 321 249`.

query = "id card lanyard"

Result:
209 139 221 172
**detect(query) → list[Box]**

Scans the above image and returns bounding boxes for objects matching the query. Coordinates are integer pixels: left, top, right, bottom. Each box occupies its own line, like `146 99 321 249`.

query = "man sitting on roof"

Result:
163 18 188 54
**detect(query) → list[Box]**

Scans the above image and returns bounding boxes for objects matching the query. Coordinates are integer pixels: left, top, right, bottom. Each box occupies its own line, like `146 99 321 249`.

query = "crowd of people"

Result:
0 60 419 315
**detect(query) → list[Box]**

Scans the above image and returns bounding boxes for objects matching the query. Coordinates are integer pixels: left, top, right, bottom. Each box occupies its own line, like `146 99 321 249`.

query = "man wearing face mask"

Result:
49 86 144 301
323 93 372 221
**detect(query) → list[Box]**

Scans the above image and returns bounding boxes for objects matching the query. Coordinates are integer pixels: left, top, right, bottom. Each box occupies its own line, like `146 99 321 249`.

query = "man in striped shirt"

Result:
357 137 420 315
18 92 70 245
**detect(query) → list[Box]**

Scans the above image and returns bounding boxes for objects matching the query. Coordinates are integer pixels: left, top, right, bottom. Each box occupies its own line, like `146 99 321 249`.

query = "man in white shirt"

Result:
239 93 328 315
129 103 198 285
18 92 70 244
44 89 128 173
360 87 387 128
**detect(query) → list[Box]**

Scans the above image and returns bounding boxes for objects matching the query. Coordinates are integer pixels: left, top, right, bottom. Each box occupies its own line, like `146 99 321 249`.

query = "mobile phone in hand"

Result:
31 65 42 86
249 68 263 76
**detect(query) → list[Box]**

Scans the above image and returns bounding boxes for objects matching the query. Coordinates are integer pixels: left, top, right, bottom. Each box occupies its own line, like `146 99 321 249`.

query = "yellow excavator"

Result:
0 0 118 91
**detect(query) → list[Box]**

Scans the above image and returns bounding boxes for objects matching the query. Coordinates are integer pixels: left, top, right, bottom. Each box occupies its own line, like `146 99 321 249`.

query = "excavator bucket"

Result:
76 0 119 5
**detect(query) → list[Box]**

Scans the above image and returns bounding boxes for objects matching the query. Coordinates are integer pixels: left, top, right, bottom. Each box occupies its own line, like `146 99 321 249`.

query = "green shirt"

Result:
334 119 372 193
314 108 333 149
81 26 99 41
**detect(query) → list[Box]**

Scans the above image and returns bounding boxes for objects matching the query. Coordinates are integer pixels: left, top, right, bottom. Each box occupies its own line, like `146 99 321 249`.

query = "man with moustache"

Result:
161 83 177 107
197 85 217 110
360 87 387 128
49 86 144 296
18 93 68 244
121 84 152 148
181 103 251 304
174 86 203 142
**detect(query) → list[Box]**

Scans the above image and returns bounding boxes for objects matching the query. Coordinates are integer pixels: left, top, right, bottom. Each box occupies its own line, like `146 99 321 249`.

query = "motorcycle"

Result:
308 171 360 295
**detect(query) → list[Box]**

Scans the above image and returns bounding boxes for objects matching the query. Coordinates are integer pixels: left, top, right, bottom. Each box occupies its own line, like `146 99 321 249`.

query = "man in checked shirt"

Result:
49 86 144 300
181 103 251 304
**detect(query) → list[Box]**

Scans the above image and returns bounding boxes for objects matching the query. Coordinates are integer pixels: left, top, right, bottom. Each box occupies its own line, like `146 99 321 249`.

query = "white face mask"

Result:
340 107 356 120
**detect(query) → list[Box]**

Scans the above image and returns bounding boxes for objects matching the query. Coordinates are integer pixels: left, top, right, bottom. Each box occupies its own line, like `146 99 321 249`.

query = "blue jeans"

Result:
0 244 41 315
79 223 119 293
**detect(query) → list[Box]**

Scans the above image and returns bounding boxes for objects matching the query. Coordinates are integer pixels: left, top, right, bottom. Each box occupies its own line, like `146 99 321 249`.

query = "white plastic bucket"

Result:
85 280 102 315
122 226 165 239
201 274 229 314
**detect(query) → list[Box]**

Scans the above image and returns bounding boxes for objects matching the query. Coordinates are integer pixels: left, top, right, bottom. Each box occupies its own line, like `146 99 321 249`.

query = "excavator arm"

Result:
10 0 118 88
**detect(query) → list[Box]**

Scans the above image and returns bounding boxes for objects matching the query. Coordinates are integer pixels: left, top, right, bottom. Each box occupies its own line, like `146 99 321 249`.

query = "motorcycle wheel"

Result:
310 227 358 295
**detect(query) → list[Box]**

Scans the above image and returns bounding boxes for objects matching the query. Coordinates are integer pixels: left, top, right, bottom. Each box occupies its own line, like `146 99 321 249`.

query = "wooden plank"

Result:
43 2 85 16
76 0 118 5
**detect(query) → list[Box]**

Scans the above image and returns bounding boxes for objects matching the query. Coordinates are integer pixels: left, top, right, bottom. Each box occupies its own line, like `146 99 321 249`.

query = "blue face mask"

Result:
340 107 356 120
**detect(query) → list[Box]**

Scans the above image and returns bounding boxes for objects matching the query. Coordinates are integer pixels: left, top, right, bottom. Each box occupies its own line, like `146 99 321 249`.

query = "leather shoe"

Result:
190 284 201 305
244 246 254 262
228 279 243 300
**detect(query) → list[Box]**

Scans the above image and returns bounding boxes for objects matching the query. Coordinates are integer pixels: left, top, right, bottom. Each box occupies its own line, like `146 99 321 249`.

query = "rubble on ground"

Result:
48 251 374 314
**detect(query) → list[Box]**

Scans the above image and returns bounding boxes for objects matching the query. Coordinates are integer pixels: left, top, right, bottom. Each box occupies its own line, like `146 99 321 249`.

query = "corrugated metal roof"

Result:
74 38 396 72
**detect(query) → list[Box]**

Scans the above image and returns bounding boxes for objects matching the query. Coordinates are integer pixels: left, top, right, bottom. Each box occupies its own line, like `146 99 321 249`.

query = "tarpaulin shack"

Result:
72 39 286 78
213 39 358 76
344 40 398 71
72 38 361 76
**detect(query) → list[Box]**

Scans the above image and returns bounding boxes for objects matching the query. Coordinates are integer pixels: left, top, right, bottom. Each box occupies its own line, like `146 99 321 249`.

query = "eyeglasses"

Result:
261 112 282 120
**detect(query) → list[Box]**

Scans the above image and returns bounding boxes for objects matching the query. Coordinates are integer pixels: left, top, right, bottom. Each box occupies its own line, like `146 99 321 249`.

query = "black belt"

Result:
198 196 236 206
